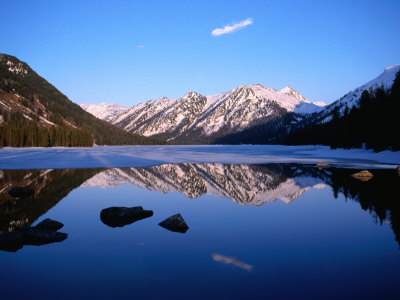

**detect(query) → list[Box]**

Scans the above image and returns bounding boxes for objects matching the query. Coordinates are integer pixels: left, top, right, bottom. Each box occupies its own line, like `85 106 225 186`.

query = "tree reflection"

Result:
0 168 102 234
329 168 400 245
1 164 399 249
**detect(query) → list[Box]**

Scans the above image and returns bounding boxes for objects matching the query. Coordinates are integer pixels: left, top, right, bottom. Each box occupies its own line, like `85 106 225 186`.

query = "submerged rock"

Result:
8 186 34 198
0 222 68 252
34 218 64 232
351 170 374 181
100 206 153 228
159 214 189 233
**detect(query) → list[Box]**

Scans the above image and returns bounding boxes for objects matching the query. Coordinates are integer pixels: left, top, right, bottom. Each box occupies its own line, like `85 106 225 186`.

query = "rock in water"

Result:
351 170 374 181
35 218 64 231
8 186 34 198
159 214 189 233
100 206 153 228
396 166 400 176
19 228 68 245
0 227 68 252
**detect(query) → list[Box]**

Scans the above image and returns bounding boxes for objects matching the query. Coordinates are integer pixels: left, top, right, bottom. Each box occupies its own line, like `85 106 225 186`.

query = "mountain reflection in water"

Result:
1 163 399 247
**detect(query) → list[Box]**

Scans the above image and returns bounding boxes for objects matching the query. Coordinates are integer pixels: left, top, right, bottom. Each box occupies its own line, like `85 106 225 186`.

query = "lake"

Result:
0 162 399 299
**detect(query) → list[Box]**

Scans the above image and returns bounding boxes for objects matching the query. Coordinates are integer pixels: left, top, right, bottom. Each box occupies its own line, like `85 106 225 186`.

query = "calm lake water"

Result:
0 163 399 299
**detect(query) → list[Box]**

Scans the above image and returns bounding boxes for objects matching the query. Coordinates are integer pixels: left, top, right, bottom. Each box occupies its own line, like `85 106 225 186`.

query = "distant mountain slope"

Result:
0 53 162 146
80 103 128 122
107 84 325 143
311 65 400 124
216 65 400 146
284 66 400 151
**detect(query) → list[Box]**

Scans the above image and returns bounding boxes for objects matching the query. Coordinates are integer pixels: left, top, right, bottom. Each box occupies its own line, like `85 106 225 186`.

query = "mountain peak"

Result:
249 83 266 88
279 86 308 102
384 64 400 72
279 86 298 94
182 91 203 99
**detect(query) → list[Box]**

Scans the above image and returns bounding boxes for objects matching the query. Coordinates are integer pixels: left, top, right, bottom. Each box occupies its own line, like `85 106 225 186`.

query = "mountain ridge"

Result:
82 83 326 143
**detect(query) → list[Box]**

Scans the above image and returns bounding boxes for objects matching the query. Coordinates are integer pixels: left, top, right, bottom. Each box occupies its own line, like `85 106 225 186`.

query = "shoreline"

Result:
0 145 399 170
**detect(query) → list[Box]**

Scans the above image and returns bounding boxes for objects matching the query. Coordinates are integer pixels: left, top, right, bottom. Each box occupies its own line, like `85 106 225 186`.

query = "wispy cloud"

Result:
137 45 145 48
211 18 253 37
212 253 253 271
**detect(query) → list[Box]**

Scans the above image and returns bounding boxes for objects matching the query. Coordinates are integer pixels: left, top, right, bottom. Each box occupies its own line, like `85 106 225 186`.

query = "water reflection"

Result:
100 206 153 228
82 164 328 205
329 168 400 245
212 253 253 271
0 169 101 234
1 164 400 248
0 218 67 252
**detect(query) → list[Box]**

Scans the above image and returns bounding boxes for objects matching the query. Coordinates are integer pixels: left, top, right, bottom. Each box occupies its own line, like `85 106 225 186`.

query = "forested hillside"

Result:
0 54 163 146
284 71 400 151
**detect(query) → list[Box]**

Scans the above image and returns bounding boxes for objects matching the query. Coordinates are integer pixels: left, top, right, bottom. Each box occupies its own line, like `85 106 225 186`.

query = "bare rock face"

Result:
159 214 189 233
0 218 67 252
351 170 374 181
100 206 153 228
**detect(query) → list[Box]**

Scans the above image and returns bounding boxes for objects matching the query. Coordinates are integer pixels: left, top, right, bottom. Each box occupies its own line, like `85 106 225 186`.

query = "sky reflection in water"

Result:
0 163 399 299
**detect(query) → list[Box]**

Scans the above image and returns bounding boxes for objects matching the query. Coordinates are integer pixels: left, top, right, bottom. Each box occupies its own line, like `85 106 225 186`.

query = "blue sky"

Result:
1 0 400 106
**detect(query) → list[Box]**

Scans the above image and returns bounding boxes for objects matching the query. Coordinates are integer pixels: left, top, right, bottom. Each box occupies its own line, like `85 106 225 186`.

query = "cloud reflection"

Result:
212 253 253 271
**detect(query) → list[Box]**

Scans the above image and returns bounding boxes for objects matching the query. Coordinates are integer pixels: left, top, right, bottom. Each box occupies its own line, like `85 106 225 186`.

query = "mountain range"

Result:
82 84 326 143
81 64 399 146
1 53 399 148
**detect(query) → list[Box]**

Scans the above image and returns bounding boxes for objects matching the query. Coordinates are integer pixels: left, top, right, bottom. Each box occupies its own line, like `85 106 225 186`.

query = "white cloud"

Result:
211 18 253 36
137 45 145 48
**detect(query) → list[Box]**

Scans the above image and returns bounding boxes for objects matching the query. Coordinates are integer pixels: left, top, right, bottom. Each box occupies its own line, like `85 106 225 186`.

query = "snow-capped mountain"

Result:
315 64 400 123
81 163 327 206
109 84 325 142
80 103 128 122
80 65 398 145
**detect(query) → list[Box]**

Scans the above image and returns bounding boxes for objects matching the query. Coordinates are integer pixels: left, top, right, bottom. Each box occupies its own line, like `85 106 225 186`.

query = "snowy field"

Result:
0 145 399 170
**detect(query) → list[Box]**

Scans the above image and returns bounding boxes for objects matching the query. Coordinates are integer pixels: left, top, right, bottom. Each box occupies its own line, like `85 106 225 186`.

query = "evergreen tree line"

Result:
0 54 163 145
284 71 400 152
0 109 94 147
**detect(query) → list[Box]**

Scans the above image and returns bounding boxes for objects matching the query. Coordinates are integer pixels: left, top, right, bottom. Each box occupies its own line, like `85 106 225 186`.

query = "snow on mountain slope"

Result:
111 84 325 141
81 163 327 206
80 103 128 122
112 92 207 138
318 64 400 122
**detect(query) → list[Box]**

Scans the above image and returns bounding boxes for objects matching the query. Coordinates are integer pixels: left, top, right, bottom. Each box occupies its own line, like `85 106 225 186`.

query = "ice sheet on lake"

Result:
0 145 399 170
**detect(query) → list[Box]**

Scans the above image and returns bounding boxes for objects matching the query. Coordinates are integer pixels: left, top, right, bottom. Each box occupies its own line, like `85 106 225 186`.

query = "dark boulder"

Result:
8 186 34 198
100 206 153 228
0 227 67 252
34 218 64 231
159 214 189 233
396 166 400 176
